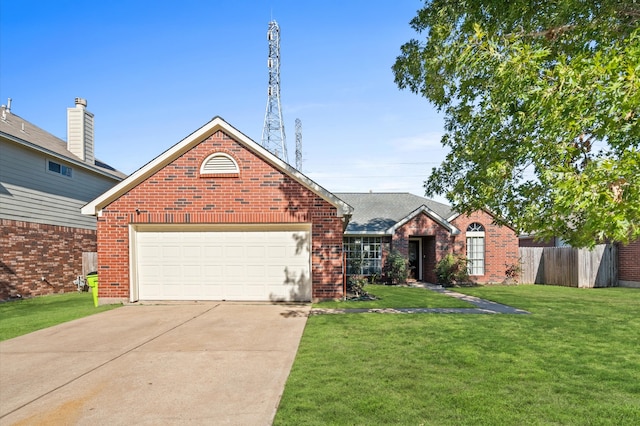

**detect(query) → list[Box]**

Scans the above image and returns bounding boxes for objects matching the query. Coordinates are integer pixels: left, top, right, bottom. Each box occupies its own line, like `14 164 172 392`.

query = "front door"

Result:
408 240 420 280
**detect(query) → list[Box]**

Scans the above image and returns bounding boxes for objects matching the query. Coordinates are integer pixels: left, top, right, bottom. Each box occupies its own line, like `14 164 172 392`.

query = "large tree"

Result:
393 0 640 247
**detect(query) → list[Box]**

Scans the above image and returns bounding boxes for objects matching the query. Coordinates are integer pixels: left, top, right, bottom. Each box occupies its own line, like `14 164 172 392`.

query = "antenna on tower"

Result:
261 20 287 162
295 118 303 171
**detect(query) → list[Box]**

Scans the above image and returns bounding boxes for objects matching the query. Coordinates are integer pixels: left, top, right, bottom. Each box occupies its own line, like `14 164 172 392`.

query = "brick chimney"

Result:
67 98 94 163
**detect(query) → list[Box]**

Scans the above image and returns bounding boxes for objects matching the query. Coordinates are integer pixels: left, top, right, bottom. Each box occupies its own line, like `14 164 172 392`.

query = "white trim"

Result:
466 231 485 237
131 223 312 233
387 205 460 235
466 233 485 276
128 225 139 302
81 116 353 218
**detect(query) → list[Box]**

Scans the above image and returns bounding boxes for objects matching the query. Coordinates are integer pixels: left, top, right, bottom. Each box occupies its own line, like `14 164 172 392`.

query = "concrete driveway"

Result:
0 302 310 425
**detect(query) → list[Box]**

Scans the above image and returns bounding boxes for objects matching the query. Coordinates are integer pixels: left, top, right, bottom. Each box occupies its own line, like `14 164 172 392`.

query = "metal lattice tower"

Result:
295 118 302 171
261 20 287 161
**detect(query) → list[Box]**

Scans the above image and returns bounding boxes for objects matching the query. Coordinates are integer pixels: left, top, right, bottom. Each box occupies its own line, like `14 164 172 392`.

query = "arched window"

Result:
200 153 239 175
466 223 485 275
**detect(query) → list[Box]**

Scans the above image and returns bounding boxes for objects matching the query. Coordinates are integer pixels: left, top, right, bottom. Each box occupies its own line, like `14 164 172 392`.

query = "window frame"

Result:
46 159 73 178
466 223 485 276
344 236 382 276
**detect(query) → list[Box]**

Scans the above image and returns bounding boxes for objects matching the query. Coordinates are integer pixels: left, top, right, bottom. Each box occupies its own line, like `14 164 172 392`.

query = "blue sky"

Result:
0 0 447 200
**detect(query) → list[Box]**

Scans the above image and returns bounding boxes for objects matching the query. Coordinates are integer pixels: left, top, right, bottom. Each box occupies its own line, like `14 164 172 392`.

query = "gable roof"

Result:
388 205 460 235
81 116 353 217
336 192 456 235
0 106 126 180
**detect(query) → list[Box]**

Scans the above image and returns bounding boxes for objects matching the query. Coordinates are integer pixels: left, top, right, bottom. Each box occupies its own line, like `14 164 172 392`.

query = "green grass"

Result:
315 284 473 309
0 292 121 341
275 285 640 425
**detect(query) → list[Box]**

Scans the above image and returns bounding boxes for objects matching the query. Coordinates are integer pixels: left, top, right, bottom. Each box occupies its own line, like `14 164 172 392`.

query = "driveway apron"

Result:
0 302 310 425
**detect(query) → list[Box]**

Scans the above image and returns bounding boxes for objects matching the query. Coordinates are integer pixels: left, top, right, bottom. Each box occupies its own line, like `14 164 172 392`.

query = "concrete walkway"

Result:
0 302 310 425
311 283 530 315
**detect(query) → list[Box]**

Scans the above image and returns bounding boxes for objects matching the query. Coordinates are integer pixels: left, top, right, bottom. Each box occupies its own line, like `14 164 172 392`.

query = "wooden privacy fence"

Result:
519 244 617 288
82 252 98 277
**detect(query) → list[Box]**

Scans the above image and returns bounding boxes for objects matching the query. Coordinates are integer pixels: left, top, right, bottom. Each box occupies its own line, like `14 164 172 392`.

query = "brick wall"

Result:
451 211 520 283
391 212 452 283
0 219 96 300
97 130 345 301
618 239 640 286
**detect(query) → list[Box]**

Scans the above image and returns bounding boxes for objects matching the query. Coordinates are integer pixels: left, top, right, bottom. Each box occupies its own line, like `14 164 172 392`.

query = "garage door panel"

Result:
135 228 311 301
225 245 245 259
183 265 202 279
203 246 223 258
247 245 265 258
203 264 223 277
268 246 287 259
182 245 202 260
246 264 266 278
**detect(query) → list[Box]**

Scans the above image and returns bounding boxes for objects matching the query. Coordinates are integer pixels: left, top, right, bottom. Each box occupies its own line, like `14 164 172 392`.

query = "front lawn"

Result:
275 285 640 425
0 292 121 341
315 284 473 309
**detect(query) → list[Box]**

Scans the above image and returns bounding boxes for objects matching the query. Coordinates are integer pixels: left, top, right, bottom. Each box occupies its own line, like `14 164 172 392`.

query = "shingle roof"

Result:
336 192 454 234
0 106 126 180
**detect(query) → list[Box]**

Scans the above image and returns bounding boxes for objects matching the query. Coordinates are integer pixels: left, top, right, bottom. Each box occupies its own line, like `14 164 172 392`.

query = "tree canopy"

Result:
393 0 640 247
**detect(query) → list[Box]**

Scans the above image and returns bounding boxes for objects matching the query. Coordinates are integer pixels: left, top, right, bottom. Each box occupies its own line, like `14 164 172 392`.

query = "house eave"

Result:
1 131 124 182
343 231 391 236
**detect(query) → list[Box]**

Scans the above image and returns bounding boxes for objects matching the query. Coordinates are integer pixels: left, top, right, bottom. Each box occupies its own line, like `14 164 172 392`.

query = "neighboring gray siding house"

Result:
0 98 126 300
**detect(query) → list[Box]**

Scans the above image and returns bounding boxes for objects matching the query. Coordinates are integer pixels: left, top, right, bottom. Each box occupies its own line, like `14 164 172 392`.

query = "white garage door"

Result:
133 225 311 302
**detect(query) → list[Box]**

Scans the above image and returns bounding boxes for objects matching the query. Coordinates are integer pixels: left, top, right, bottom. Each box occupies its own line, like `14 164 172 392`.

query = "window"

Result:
47 160 72 178
344 237 382 275
200 153 239 175
466 223 485 275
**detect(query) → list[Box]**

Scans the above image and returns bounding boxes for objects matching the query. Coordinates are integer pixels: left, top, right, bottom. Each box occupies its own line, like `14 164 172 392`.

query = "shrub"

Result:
504 261 522 284
347 275 369 297
384 249 409 285
435 254 469 286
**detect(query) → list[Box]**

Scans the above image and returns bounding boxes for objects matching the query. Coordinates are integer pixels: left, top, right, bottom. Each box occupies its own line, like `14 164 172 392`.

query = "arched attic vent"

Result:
200 153 239 175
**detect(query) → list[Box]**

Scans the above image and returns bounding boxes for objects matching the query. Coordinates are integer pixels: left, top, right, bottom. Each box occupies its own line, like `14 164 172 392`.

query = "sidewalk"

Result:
310 283 530 315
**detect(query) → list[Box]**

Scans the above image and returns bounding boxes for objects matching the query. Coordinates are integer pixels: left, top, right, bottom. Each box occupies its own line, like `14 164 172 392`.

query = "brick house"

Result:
82 116 353 303
0 99 125 300
337 193 519 284
83 117 520 304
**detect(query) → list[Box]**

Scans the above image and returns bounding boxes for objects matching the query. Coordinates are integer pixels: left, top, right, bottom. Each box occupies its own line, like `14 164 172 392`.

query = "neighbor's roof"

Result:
0 106 126 180
336 192 457 235
81 116 353 218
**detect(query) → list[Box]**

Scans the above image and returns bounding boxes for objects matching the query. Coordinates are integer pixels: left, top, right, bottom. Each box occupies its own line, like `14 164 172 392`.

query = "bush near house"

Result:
383 249 409 285
435 253 470 286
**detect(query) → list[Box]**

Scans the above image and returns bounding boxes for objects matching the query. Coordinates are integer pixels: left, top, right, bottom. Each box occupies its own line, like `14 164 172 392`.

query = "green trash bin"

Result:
86 272 99 307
